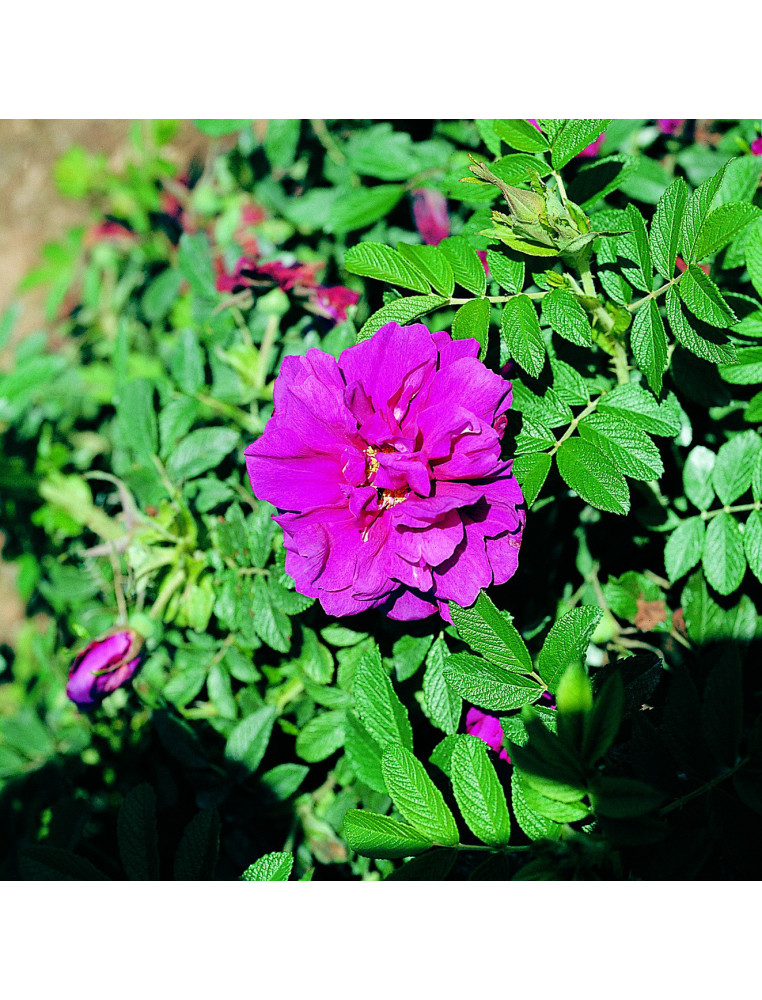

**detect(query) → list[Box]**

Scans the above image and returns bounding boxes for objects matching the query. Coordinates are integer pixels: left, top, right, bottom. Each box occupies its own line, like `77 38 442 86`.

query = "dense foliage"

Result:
2 118 762 880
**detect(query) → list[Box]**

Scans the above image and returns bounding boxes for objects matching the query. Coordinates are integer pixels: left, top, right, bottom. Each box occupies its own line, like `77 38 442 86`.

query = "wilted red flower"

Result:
84 221 135 248
309 285 360 324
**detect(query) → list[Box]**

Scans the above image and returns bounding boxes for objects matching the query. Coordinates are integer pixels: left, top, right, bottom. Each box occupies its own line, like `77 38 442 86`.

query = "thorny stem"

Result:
659 757 750 816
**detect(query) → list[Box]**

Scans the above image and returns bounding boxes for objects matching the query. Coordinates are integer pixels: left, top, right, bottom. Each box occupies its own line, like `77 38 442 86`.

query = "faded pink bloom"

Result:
657 119 686 136
676 255 710 277
215 255 321 294
412 189 450 245
309 285 360 324
465 707 510 762
476 250 490 278
751 137 762 156
245 323 525 620
66 629 143 710
85 221 135 247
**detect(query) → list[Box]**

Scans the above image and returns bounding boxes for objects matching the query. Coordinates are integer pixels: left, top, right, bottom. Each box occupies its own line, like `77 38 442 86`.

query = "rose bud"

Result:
66 628 143 710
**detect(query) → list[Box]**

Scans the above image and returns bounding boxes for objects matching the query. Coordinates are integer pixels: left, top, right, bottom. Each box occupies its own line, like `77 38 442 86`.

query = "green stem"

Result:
628 278 678 312
310 119 347 165
660 757 749 816
550 394 603 454
701 500 762 520
449 292 547 305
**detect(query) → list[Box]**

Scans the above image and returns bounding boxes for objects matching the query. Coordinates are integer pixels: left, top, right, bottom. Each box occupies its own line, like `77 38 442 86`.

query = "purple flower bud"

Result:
752 137 762 157
66 628 143 710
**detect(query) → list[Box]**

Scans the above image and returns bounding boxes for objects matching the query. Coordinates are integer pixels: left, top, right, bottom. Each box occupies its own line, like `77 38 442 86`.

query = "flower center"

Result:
380 487 408 509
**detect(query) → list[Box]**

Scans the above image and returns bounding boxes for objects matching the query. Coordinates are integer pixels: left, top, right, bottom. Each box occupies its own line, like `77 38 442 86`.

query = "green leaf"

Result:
343 810 434 860
450 736 511 845
343 712 386 794
384 848 457 881
117 784 160 881
745 218 762 297
251 575 291 653
381 744 459 846
680 162 730 259
684 446 716 510
354 652 413 750
439 236 487 295
625 204 653 291
392 634 433 682
344 242 430 293
719 346 762 385
143 268 183 323
556 437 630 515
195 118 250 137
166 427 240 481
679 264 736 328
582 673 624 765
650 177 689 279
713 430 762 504
550 120 611 170
692 203 759 261
591 776 664 818
568 155 634 209
357 294 446 341
449 591 532 673
452 297 489 359
170 328 205 395
422 635 462 736
578 412 664 481
630 299 668 394
715 155 762 205
665 517 706 583
512 451 552 507
537 606 603 691
115 378 158 461
18 847 109 881
397 243 454 297
597 382 680 436
178 232 216 301
511 772 561 841
328 184 405 233
225 706 276 775
296 711 346 763
492 119 549 153
173 809 220 880
240 852 294 881
744 509 762 584
486 251 525 294
500 294 545 377
666 286 736 365
541 289 593 347
443 653 543 711
702 512 746 596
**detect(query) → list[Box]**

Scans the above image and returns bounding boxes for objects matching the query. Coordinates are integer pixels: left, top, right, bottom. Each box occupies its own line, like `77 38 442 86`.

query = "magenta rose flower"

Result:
751 137 762 156
465 707 510 762
66 628 143 710
245 322 525 620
